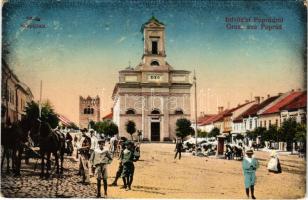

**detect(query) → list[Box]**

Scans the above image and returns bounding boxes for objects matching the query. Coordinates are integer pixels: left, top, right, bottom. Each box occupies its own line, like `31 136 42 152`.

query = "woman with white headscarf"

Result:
267 150 282 173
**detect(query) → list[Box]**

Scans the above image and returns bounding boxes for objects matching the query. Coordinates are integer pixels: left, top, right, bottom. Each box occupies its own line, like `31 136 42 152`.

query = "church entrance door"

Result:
151 122 160 141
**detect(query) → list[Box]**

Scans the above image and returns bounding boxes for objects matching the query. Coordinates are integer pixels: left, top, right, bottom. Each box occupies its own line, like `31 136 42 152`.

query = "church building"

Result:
112 17 192 141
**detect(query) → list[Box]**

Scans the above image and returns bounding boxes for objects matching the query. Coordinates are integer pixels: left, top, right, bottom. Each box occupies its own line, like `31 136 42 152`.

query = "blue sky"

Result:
2 0 307 123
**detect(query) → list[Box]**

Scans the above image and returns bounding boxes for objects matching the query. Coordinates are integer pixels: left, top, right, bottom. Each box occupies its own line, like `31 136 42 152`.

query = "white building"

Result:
112 17 192 141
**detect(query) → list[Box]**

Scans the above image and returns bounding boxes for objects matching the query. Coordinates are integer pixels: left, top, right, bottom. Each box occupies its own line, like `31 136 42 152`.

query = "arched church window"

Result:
175 109 184 115
150 60 160 66
90 108 94 114
84 108 88 114
126 109 136 115
151 109 160 115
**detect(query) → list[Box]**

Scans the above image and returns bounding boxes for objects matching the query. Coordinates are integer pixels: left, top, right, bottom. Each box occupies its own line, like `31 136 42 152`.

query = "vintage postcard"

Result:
1 0 307 199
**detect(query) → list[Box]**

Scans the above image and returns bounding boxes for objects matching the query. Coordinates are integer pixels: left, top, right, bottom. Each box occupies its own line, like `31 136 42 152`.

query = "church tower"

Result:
142 16 166 66
79 95 100 129
138 16 172 71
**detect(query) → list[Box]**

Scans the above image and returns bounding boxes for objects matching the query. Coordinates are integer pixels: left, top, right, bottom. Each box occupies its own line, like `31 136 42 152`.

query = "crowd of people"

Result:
73 128 140 198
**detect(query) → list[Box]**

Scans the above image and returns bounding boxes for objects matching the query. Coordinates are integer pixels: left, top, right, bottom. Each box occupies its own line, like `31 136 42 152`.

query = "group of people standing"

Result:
75 129 139 198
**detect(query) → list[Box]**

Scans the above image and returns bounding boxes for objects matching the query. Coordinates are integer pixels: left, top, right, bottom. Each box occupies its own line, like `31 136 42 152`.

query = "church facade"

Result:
112 17 192 141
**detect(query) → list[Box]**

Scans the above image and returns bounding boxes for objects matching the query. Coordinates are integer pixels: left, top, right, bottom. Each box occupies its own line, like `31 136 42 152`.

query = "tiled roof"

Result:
280 92 307 111
223 101 253 117
102 112 113 120
199 110 230 126
262 92 303 115
197 115 215 124
238 96 280 119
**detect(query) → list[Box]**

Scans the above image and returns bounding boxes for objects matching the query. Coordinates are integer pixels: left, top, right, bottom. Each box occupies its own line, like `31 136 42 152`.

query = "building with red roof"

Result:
222 101 255 134
232 95 280 134
258 91 304 129
280 92 306 124
102 112 113 121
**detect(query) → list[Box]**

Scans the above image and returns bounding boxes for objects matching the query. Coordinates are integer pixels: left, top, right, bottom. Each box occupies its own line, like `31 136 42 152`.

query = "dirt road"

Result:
1 143 306 198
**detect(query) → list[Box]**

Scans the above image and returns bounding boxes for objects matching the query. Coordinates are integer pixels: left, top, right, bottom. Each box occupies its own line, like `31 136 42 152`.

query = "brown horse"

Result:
35 121 65 178
1 120 29 176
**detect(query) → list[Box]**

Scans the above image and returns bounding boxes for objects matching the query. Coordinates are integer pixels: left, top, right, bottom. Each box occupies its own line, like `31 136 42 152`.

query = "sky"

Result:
2 0 307 124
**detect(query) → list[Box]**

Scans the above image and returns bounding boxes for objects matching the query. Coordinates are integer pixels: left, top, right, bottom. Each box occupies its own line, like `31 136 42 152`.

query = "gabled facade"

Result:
112 17 192 141
258 91 303 130
223 101 256 134
280 92 307 124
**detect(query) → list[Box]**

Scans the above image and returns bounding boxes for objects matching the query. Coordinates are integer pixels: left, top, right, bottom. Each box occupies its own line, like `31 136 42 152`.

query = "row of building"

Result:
2 59 75 128
198 90 306 137
1 59 34 126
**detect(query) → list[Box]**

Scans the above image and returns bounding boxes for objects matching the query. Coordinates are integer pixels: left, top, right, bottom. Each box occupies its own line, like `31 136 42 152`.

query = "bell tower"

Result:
142 16 167 68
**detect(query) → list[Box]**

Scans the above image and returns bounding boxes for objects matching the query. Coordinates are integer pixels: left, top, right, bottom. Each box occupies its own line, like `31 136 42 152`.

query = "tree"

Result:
175 118 194 139
89 120 96 129
126 120 136 140
246 130 257 140
197 129 208 138
279 118 298 151
235 134 244 140
295 123 306 143
104 120 119 137
264 125 277 142
208 127 220 138
24 100 59 129
93 120 119 137
67 122 79 130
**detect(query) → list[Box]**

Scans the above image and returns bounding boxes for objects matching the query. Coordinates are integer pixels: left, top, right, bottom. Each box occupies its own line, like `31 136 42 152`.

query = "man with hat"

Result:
90 138 113 198
77 128 91 185
242 149 259 199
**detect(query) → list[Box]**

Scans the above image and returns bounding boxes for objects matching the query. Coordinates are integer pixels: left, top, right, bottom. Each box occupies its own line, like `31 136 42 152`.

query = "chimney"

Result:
291 89 295 92
245 100 249 103
218 106 224 114
278 92 283 96
111 107 113 113
297 88 301 91
267 94 270 99
254 96 260 104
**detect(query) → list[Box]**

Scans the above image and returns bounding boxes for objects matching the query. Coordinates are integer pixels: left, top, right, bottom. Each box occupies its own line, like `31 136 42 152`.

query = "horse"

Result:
1 120 29 176
35 121 65 178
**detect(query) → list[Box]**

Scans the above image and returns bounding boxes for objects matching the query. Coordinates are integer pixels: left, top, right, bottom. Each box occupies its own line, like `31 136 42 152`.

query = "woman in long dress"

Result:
242 149 259 199
267 150 282 173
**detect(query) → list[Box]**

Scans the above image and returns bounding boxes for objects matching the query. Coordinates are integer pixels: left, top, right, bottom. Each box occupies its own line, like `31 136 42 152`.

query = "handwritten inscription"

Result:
21 16 47 29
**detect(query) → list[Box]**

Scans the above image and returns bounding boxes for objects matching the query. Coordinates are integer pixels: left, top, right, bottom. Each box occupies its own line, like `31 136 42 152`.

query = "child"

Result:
90 138 113 198
121 141 135 190
242 149 259 199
